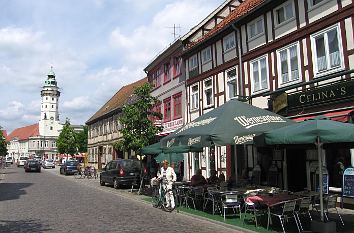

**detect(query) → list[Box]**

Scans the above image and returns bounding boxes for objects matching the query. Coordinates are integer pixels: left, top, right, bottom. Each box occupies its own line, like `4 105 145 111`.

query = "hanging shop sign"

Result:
287 80 354 110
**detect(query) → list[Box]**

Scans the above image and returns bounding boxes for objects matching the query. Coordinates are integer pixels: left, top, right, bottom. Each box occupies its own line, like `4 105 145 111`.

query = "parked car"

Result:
17 156 29 167
100 159 142 188
42 159 55 169
5 157 13 165
24 159 41 172
60 160 79 175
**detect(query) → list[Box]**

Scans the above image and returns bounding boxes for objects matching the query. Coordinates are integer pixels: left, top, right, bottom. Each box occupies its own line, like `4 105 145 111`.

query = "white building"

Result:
7 67 64 160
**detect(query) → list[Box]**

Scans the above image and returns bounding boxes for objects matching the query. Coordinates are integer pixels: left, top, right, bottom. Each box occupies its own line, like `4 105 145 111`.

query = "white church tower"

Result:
39 67 63 137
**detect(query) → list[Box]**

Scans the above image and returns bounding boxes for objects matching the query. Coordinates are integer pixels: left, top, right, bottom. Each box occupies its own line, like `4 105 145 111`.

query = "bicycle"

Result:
74 169 84 179
151 178 176 212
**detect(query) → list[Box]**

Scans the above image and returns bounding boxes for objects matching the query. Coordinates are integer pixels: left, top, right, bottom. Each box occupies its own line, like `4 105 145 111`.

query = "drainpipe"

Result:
231 24 244 97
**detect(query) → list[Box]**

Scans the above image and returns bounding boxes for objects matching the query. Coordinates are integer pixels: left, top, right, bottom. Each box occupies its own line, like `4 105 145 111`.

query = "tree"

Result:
0 131 7 157
57 119 77 156
115 83 162 194
75 126 88 153
115 83 162 153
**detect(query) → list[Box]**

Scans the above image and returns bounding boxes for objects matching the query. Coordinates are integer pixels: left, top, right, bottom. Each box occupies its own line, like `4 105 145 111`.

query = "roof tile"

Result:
7 123 39 141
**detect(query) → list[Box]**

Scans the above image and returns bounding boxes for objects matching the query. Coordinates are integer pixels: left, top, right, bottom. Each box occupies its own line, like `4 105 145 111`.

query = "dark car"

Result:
60 160 79 175
100 159 142 188
24 159 41 172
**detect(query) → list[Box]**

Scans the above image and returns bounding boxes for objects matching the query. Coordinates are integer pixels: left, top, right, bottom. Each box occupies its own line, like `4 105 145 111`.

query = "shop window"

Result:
311 24 343 76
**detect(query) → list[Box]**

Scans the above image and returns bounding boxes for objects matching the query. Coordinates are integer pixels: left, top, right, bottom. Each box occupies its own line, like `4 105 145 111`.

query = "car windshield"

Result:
46 159 54 162
121 160 140 169
66 161 78 166
28 161 37 164
19 157 28 160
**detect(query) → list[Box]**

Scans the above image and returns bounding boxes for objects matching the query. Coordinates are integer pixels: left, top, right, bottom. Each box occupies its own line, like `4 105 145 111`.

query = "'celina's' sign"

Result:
288 80 354 109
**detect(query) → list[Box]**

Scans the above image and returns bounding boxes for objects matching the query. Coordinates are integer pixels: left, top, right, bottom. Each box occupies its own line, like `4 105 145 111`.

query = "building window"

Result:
204 79 213 107
45 141 48 148
190 85 199 110
50 126 53 130
311 24 343 76
164 63 171 83
151 69 162 88
308 0 325 7
52 98 54 101
248 17 264 39
189 55 198 71
173 93 182 119
275 1 294 25
201 47 212 64
251 56 269 93
223 33 236 52
163 97 171 122
277 43 300 85
46 97 48 100
226 68 237 99
173 57 182 77
51 105 54 108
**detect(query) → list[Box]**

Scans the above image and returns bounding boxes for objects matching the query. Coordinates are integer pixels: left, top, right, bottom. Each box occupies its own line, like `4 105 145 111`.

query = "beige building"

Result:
86 78 147 169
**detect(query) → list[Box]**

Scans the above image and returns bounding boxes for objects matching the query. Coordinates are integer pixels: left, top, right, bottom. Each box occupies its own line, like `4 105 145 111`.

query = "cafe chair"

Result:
294 197 312 232
324 194 344 226
187 186 205 209
243 195 265 227
221 193 242 221
267 200 301 233
203 187 220 214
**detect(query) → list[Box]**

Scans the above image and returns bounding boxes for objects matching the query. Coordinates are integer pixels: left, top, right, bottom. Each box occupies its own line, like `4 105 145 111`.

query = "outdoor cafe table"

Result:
246 193 298 227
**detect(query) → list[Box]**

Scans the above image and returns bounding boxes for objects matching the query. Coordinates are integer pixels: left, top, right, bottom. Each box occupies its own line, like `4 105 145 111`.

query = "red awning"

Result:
291 109 354 122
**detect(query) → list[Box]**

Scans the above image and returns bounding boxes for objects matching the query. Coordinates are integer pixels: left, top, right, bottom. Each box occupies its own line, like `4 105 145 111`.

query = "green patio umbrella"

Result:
161 99 294 147
140 142 162 155
154 153 184 164
141 142 203 155
255 116 354 222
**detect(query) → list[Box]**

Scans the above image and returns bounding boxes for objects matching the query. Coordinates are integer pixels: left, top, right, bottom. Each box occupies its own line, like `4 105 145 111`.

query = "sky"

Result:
0 0 222 133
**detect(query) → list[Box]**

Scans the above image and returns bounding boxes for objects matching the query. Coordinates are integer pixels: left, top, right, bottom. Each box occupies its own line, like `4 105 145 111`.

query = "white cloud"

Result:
0 101 25 120
62 96 91 111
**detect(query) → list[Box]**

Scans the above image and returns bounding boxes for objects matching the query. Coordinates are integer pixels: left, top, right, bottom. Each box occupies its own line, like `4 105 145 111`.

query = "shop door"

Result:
287 149 307 192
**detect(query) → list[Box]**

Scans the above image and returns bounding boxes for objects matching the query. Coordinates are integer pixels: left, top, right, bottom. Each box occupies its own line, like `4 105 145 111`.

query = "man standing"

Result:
158 160 177 209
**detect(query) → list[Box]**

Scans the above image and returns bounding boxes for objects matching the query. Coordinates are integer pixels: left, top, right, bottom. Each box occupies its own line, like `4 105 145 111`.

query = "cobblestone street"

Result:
0 166 242 233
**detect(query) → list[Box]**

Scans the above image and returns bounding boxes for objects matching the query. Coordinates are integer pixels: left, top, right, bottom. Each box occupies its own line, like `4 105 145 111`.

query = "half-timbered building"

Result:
181 0 354 193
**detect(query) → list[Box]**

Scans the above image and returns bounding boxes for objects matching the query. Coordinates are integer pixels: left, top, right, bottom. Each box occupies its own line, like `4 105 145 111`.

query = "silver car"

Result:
42 159 55 169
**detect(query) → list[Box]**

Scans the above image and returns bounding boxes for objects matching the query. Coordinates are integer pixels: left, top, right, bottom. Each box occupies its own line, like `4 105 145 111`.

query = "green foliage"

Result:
75 125 88 153
57 119 77 155
115 83 162 153
0 131 7 156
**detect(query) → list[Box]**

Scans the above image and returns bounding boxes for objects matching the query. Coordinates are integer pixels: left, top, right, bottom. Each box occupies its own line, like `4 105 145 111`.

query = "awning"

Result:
291 109 354 122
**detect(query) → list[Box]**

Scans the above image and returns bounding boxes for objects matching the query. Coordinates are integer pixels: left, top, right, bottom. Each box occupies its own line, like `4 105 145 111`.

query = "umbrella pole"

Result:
317 137 324 222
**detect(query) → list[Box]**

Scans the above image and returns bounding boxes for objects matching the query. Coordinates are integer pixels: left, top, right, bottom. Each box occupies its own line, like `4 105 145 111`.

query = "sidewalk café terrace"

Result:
141 182 354 233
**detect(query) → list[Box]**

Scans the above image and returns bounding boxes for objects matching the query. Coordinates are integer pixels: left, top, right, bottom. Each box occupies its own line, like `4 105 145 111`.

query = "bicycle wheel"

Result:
151 186 160 208
74 171 81 179
162 189 176 212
